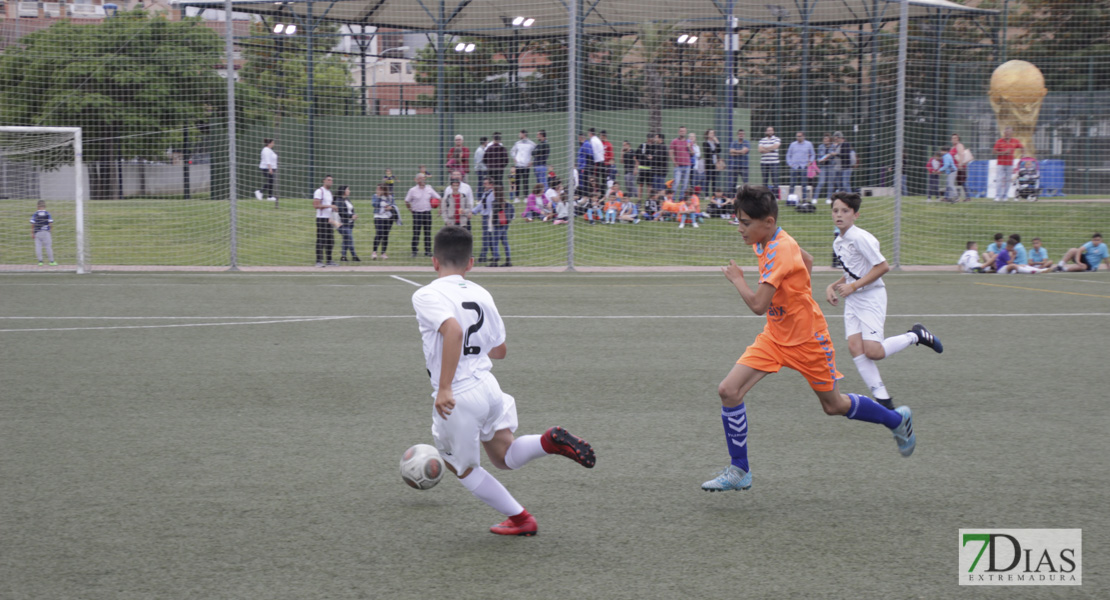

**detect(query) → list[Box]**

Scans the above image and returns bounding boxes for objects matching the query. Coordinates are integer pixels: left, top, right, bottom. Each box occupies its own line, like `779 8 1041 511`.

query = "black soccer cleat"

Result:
875 397 895 411
910 323 943 354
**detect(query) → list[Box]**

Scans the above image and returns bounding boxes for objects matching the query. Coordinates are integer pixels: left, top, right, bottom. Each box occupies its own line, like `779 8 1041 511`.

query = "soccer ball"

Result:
400 444 445 490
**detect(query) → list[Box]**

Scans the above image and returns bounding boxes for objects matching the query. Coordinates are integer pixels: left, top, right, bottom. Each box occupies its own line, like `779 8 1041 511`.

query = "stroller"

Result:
1014 156 1040 202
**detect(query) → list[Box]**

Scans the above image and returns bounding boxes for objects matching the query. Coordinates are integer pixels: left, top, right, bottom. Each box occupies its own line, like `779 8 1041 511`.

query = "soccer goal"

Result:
0 126 86 273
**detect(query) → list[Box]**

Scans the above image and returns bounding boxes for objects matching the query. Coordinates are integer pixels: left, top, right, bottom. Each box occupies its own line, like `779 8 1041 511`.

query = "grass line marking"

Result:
0 316 357 333
391 275 423 287
972 281 1110 299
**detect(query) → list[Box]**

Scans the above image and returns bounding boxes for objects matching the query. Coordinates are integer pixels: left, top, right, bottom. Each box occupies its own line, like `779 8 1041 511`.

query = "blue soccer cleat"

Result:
701 465 752 492
892 406 916 457
910 323 943 353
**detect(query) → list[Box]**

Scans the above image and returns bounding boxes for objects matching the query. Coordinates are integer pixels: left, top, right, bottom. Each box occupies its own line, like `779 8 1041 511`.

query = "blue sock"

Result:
845 393 903 429
721 403 749 472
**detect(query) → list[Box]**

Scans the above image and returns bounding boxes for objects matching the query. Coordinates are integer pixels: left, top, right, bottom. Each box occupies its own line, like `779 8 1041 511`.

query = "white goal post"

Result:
0 126 86 273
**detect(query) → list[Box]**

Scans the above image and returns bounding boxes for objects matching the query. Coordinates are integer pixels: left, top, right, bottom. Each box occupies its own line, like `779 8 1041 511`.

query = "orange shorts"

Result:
738 330 843 392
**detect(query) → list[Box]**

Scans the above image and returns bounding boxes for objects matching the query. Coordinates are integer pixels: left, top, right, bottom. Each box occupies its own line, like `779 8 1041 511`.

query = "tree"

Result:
1009 0 1110 91
0 10 228 199
238 21 356 118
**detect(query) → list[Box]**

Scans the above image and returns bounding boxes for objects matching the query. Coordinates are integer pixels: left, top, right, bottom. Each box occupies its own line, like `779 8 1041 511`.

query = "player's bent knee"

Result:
864 347 885 360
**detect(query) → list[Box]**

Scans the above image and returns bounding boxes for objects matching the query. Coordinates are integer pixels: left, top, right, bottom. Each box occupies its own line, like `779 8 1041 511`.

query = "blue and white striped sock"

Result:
721 403 750 472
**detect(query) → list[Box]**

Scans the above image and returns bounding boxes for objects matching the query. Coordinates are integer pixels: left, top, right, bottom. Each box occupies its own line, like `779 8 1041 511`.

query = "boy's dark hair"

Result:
434 225 473 268
479 136 488 143
1010 233 1022 243
492 132 502 141
966 241 976 249
263 138 273 145
831 191 862 212
1008 236 1020 246
994 233 1004 242
1094 232 1103 238
1032 237 1041 242
734 185 778 220
538 129 546 137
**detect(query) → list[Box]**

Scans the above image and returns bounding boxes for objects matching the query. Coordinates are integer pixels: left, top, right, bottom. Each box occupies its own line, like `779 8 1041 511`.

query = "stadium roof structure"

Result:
171 0 997 37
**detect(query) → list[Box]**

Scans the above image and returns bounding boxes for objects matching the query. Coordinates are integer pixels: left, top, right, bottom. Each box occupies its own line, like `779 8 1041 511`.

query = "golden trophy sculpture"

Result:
989 60 1047 156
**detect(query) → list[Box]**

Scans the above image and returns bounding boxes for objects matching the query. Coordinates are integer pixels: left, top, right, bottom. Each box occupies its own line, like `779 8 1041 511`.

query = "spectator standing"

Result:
441 175 475 231
335 185 359 262
510 130 536 203
447 135 471 182
992 127 1024 202
688 132 703 191
950 134 972 201
635 133 656 199
533 130 550 191
669 125 692 200
758 126 782 194
621 141 637 195
405 174 441 258
703 129 723 195
29 200 55 266
939 149 958 202
312 175 336 267
815 134 833 204
925 150 943 201
381 168 396 196
832 131 856 195
484 133 509 188
255 138 278 203
473 137 490 183
600 130 615 184
786 131 816 202
371 185 396 260
490 185 514 267
588 128 606 196
474 178 496 263
576 132 591 188
728 128 750 194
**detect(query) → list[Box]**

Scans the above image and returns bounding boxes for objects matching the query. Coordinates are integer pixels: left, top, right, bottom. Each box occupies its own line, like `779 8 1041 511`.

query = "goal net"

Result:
0 127 86 273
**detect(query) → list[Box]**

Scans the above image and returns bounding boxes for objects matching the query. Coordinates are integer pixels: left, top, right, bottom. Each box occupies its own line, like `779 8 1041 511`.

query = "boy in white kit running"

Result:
411 225 595 537
825 192 943 410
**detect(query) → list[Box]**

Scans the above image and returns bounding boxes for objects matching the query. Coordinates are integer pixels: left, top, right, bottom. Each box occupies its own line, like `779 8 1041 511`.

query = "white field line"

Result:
2 312 1109 333
390 275 423 286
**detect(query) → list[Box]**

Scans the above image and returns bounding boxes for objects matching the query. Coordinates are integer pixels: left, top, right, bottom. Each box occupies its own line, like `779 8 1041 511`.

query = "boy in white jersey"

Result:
825 192 943 410
411 225 595 536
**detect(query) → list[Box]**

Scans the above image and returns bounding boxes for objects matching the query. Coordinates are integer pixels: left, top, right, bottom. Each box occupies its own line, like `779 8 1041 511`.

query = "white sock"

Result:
458 467 524 517
504 435 547 470
882 332 916 357
853 354 890 400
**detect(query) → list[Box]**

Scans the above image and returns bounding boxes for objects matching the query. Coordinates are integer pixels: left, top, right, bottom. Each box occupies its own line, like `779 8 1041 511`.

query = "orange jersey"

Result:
688 196 701 212
661 199 682 212
753 227 828 346
604 200 622 212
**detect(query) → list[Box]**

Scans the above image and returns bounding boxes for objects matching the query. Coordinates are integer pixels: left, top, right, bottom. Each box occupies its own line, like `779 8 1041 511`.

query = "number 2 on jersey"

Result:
461 302 484 355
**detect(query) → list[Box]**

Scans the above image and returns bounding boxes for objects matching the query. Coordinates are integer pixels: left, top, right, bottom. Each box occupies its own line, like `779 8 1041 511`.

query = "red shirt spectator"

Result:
447 142 470 174
670 136 691 167
993 135 1023 166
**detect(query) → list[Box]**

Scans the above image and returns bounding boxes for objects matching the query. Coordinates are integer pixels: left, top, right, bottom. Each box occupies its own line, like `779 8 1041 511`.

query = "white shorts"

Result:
843 286 887 343
431 373 518 473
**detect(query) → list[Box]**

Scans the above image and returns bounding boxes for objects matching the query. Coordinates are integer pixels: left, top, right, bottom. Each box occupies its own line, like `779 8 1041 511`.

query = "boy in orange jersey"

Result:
656 189 683 222
702 185 915 492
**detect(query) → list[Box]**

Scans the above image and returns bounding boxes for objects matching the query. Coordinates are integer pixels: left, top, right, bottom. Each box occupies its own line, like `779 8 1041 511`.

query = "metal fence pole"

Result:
893 0 908 268
225 0 238 270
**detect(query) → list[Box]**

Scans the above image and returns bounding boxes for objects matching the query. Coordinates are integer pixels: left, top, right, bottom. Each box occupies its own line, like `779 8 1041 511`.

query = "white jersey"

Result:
259 146 278 170
412 275 507 394
313 187 334 219
958 249 981 272
833 225 886 292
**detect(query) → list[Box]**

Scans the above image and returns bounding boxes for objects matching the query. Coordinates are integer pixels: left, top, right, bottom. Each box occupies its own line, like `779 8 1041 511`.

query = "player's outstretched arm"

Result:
826 275 846 306
489 342 507 360
800 248 814 275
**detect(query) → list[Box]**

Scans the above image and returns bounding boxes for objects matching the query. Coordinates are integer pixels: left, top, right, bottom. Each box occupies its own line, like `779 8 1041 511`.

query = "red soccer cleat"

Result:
540 426 596 468
490 510 538 536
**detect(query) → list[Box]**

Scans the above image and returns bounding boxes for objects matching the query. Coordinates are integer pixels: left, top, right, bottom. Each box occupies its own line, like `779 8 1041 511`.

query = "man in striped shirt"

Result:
758 126 782 195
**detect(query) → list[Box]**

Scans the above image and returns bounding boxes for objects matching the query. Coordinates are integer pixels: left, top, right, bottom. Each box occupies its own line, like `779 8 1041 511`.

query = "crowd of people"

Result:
958 232 1109 274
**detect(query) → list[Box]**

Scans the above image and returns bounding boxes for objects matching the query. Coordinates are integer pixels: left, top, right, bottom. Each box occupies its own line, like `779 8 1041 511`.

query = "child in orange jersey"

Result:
701 185 916 493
